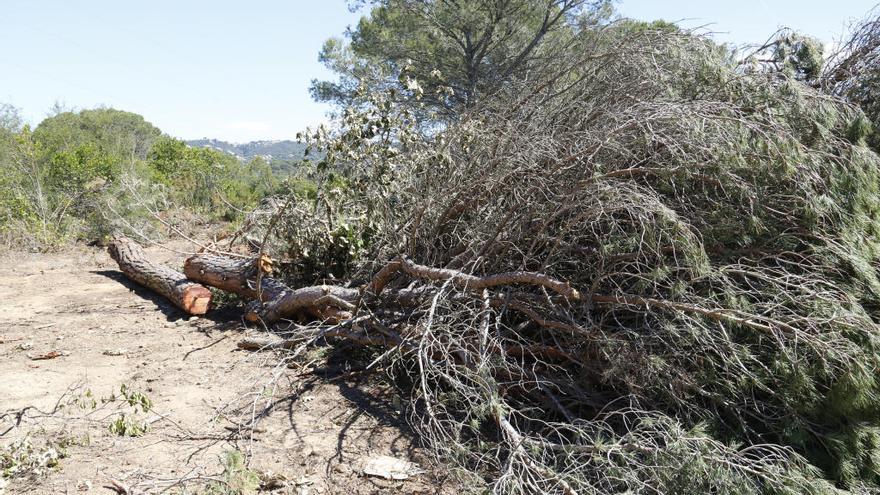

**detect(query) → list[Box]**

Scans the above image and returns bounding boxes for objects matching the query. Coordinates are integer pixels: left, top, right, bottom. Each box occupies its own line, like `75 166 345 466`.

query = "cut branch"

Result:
371 256 580 300
247 285 360 323
184 253 360 324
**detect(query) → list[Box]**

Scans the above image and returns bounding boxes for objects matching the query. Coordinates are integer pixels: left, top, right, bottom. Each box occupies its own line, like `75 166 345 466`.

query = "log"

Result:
185 252 580 325
108 237 212 315
184 253 360 324
183 253 287 302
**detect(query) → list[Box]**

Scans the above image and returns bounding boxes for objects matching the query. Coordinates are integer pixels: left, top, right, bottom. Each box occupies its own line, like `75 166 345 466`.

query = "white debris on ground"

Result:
361 455 423 480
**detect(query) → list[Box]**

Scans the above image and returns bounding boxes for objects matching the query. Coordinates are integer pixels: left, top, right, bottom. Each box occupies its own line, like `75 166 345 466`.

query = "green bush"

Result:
0 107 282 249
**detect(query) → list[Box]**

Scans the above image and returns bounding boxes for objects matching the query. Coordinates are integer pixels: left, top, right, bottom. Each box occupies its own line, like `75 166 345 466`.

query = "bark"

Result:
247 285 360 323
185 253 358 324
182 253 580 326
107 237 212 315
183 253 287 302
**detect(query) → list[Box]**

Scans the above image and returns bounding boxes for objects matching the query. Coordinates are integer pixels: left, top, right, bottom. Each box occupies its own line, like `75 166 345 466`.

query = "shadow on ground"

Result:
92 269 247 326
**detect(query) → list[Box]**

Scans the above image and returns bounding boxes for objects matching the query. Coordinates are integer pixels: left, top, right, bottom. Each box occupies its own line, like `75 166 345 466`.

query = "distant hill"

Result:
186 138 309 175
185 138 308 161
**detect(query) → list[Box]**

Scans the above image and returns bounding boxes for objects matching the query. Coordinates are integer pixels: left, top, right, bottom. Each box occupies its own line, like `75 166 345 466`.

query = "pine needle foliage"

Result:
252 19 880 494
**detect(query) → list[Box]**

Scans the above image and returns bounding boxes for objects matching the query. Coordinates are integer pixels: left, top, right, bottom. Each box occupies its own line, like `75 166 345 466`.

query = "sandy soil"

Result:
0 244 454 494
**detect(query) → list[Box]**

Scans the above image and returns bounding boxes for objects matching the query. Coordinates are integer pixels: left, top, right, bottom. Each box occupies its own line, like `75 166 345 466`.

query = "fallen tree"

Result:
107 14 880 495
108 237 212 315
183 252 585 327
232 20 880 494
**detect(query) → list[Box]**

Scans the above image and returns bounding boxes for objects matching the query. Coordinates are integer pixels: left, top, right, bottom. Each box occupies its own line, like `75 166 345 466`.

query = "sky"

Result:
1 0 877 143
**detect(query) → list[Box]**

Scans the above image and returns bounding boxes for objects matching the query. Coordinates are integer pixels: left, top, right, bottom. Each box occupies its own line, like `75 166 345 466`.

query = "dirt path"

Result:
0 245 451 494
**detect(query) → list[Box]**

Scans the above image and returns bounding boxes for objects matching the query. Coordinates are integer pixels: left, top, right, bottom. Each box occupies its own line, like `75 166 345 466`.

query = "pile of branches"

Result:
823 7 880 98
365 26 880 492
822 6 880 150
112 21 880 495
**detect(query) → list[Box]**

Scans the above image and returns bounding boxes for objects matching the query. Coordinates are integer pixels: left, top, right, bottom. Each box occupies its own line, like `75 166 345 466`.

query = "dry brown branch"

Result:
590 293 799 335
367 258 403 294
373 256 581 300
489 297 592 337
237 327 400 351
246 285 360 323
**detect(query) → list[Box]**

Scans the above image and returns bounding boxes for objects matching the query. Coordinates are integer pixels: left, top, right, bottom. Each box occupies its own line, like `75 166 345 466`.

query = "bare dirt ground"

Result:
0 243 455 494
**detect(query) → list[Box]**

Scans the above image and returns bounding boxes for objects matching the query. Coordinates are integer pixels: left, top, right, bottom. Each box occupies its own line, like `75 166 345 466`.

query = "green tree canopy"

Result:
33 107 162 161
312 0 612 119
147 136 278 218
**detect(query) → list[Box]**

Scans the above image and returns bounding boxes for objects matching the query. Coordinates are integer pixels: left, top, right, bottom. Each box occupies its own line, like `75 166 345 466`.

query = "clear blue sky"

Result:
1 0 876 142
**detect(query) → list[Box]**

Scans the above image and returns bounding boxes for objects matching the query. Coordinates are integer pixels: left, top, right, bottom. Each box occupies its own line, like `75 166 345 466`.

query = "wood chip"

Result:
29 350 63 360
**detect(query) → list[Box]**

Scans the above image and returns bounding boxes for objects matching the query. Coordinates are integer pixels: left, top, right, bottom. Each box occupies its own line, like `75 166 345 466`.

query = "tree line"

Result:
0 106 281 249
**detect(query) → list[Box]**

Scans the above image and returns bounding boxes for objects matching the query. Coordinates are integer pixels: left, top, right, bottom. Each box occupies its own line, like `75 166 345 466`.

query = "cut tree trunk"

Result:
184 253 358 324
184 253 580 325
184 253 288 302
108 237 212 315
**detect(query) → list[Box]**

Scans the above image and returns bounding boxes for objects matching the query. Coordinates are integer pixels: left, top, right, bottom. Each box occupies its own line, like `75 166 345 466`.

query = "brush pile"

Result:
112 22 880 494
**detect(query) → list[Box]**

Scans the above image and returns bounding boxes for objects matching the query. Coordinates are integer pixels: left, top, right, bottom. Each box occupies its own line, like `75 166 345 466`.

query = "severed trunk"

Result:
183 253 580 326
183 253 287 302
108 237 212 315
184 253 359 324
